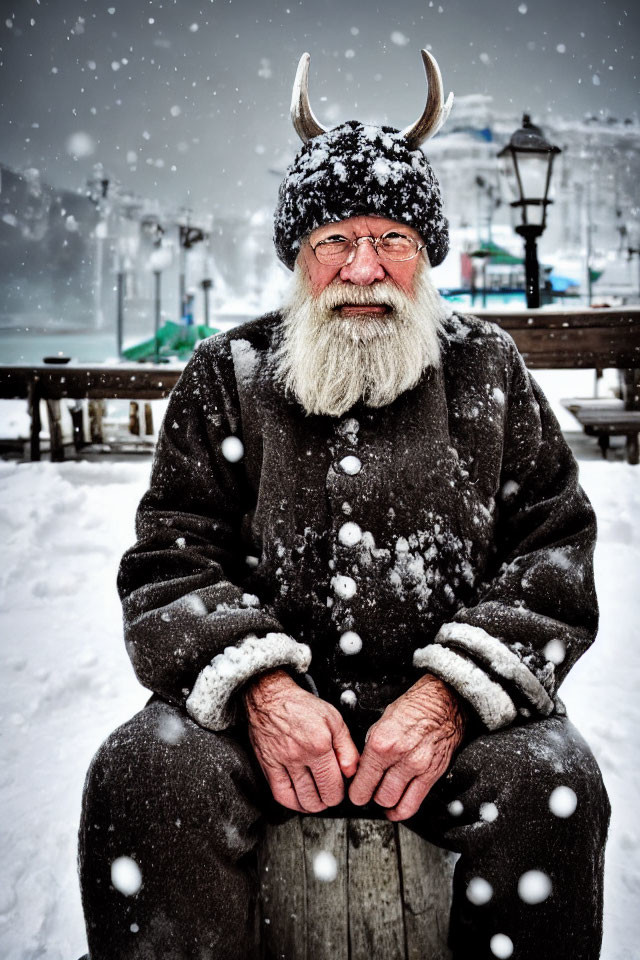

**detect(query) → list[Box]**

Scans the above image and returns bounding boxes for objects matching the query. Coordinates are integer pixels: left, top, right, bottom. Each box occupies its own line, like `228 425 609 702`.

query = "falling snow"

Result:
466 876 494 904
221 435 244 462
313 850 338 882
548 785 578 818
518 869 553 904
490 933 514 958
110 856 142 896
479 801 499 823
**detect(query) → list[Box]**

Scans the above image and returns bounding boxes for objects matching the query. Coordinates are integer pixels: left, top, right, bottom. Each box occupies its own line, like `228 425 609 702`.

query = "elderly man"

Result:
78 52 610 960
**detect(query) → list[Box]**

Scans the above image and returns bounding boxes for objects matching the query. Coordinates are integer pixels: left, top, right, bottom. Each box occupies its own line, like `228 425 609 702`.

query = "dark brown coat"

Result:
118 310 598 734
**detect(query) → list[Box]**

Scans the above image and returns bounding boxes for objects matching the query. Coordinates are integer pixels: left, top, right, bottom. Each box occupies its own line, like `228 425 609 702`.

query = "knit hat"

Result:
273 119 449 271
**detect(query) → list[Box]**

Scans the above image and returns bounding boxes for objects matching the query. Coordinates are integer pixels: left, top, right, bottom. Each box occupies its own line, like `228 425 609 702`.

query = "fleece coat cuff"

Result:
186 632 312 731
414 621 556 730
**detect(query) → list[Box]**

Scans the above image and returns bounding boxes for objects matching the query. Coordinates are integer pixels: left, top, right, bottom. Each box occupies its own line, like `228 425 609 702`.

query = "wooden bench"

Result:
1 307 639 462
560 397 640 464
258 816 455 960
559 368 640 465
0 362 182 461
475 307 640 464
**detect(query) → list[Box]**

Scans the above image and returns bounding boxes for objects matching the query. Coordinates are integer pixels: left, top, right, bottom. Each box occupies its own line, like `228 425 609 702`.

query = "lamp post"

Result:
86 164 112 330
497 115 561 308
201 278 213 327
177 215 207 321
114 195 142 358
142 215 167 362
629 245 640 301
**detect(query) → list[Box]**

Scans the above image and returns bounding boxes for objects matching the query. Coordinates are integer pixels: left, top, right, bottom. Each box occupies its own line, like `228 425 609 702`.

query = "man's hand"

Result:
243 669 360 814
348 673 466 822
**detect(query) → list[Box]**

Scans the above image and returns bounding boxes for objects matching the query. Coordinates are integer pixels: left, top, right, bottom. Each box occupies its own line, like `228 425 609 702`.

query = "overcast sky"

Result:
1 0 638 223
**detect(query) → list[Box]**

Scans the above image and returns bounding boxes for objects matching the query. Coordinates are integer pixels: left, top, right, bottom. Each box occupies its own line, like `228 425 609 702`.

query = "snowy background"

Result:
0 369 639 960
2 0 638 220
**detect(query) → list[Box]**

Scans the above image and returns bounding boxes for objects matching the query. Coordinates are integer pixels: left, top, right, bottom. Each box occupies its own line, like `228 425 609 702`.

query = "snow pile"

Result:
0 459 150 960
0 374 639 958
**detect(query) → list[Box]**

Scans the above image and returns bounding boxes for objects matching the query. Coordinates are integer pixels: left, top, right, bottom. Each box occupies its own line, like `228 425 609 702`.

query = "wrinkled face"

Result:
276 218 447 418
298 214 426 306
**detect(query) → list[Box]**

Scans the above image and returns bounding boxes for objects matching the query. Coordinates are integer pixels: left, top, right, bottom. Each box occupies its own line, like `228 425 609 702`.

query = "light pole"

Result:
629 246 640 301
142 216 167 362
201 278 213 327
86 164 112 330
114 196 142 358
177 217 207 321
497 115 561 308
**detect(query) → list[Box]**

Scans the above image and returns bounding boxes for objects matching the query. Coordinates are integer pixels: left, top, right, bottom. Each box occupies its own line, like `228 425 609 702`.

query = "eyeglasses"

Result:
310 231 425 266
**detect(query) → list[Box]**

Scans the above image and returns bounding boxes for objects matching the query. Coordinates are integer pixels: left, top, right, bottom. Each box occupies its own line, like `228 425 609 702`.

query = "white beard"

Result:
274 255 450 418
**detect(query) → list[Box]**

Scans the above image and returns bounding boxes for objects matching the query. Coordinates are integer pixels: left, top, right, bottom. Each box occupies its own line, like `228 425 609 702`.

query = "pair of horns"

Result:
290 49 454 149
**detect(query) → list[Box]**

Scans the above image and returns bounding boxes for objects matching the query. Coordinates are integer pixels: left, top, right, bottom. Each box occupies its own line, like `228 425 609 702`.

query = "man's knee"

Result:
79 701 266 959
81 699 265 859
445 714 610 837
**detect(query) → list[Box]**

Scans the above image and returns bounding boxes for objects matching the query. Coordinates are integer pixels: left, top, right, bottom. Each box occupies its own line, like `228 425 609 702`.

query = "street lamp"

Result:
497 114 561 308
142 215 168 363
86 164 112 330
176 211 207 322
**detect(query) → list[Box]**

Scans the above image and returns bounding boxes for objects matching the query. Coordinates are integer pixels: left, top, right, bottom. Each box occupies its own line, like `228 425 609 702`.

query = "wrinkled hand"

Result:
243 669 360 814
348 673 466 822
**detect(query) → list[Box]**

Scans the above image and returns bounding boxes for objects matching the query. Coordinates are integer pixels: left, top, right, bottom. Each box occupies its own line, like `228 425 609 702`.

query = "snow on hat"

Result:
273 120 449 270
273 50 453 271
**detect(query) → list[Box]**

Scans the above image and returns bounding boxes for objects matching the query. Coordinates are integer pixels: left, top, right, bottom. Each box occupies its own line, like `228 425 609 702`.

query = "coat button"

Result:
339 630 363 655
338 455 362 475
331 574 357 599
338 521 362 546
340 689 357 707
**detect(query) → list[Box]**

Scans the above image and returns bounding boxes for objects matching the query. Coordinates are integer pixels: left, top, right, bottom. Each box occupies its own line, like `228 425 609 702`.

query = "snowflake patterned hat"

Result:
273 49 454 271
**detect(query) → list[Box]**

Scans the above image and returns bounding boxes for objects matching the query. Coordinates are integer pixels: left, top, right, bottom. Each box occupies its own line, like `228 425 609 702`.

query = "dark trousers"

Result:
78 698 610 960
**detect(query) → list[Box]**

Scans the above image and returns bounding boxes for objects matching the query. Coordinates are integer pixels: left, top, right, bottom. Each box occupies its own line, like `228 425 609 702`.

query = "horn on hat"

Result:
400 49 454 148
289 49 452 147
291 52 328 143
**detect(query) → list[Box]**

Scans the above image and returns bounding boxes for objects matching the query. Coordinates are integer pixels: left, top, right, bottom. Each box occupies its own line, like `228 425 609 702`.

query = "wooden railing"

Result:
1 307 639 460
474 305 640 370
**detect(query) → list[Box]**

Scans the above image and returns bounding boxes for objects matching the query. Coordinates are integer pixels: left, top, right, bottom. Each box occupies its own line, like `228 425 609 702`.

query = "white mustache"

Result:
315 280 412 313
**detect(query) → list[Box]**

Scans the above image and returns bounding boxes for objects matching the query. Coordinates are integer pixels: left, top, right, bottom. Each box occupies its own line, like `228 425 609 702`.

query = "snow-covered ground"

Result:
0 370 638 960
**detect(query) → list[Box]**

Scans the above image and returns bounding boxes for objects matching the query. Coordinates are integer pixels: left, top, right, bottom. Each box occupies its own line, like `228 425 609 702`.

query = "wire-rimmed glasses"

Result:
310 231 425 266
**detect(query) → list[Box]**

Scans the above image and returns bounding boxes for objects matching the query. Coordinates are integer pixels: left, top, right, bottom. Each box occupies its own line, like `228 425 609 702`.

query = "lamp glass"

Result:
498 150 518 201
514 151 551 203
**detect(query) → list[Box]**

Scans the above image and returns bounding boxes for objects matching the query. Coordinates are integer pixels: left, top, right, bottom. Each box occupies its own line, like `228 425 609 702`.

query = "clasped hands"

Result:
242 668 465 822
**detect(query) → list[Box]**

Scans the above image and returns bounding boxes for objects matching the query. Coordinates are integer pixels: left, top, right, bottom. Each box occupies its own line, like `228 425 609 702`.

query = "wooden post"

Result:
304 818 349 960
347 819 406 959
69 402 86 451
258 816 455 960
144 402 154 436
597 434 610 459
398 824 456 960
88 400 105 444
259 816 308 960
129 401 141 436
28 379 42 461
622 368 640 410
45 399 64 461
